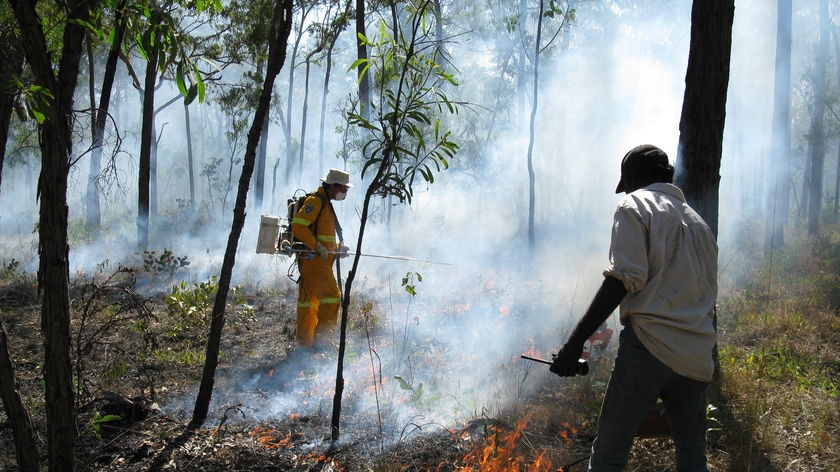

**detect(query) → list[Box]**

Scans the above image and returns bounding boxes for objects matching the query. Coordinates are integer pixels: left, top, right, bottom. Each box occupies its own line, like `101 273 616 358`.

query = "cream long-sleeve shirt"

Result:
603 183 718 382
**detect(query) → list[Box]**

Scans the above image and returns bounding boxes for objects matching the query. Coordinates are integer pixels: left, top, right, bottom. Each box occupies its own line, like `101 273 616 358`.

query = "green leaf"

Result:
184 85 198 105
176 63 188 96
394 375 411 390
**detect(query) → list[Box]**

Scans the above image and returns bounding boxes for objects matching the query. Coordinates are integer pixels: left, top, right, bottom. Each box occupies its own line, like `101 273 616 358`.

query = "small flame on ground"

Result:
458 416 561 472
557 422 578 445
249 426 298 449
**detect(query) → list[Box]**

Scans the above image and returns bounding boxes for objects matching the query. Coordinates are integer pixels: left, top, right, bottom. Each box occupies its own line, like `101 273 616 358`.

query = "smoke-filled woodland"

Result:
1 0 839 471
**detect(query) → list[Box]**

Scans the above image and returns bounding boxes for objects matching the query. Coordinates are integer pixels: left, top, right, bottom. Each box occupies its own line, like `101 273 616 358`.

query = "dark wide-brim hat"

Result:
615 144 671 194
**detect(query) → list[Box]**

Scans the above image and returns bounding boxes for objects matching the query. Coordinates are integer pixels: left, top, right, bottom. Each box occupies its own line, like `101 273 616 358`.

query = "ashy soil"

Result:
2 274 597 472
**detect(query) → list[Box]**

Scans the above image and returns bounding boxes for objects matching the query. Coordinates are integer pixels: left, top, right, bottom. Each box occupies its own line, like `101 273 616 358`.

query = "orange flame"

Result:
249 426 299 450
459 416 557 472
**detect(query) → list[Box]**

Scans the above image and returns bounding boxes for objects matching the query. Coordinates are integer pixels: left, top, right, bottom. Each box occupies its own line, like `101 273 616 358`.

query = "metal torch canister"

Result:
576 358 589 375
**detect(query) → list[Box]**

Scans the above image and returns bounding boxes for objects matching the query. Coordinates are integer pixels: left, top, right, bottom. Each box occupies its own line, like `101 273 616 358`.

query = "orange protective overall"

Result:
291 186 341 349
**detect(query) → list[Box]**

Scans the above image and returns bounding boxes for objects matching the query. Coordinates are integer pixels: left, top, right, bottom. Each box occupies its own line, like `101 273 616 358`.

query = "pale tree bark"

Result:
284 2 312 185
675 0 734 238
316 0 352 170
9 1 94 470
526 0 543 253
765 0 792 251
806 0 829 236
299 46 322 181
190 0 294 428
185 102 196 205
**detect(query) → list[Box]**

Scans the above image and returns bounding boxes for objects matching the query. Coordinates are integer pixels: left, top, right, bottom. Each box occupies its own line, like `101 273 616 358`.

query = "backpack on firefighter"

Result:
278 190 326 255
255 190 325 256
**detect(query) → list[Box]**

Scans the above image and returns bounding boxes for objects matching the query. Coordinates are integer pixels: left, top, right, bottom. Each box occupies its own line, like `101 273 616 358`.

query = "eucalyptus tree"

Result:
330 0 461 442
805 0 829 236
765 0 792 251
191 0 295 429
675 0 734 238
121 0 221 249
520 0 574 253
8 0 96 469
82 1 128 233
216 0 276 213
283 0 316 185
355 0 370 121
300 0 353 175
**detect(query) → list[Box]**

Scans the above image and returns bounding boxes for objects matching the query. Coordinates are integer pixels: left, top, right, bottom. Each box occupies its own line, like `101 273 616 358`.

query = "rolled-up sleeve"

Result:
604 201 649 293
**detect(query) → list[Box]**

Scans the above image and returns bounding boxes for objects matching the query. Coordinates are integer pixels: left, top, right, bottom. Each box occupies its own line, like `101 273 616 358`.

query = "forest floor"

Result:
0 226 838 471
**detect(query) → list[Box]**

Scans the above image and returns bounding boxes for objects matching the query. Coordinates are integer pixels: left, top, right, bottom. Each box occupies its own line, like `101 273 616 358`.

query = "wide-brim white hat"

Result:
321 168 353 187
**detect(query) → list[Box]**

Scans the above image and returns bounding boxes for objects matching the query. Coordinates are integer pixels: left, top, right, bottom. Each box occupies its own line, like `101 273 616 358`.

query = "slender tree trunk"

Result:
299 49 322 182
86 38 102 230
85 0 128 232
138 13 161 251
190 0 294 428
256 102 268 211
517 0 527 129
9 1 91 470
675 0 734 238
807 0 829 236
185 102 196 206
526 0 544 254
254 57 268 212
765 0 792 251
284 5 307 185
319 37 337 171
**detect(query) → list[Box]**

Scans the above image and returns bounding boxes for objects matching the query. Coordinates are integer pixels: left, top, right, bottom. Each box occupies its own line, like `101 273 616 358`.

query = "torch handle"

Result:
520 354 589 375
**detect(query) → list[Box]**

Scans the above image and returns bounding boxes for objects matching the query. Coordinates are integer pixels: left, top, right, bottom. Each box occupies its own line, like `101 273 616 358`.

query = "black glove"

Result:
550 343 585 377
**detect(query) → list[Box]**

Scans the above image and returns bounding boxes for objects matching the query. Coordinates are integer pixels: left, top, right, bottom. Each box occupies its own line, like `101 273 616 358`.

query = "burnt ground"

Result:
0 270 822 472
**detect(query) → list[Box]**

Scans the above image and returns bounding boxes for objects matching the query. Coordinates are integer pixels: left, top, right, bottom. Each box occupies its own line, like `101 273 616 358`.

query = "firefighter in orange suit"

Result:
291 169 351 350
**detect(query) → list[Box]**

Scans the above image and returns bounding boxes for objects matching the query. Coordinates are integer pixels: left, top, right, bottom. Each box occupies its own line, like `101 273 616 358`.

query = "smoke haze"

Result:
0 0 820 441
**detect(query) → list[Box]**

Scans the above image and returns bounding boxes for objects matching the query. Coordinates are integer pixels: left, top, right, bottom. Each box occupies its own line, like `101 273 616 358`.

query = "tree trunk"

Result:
764 0 792 251
284 5 308 185
86 38 102 231
299 48 322 182
138 12 161 251
256 103 268 211
516 0 527 128
526 0 544 254
185 102 196 207
86 0 128 232
319 34 339 172
190 0 294 429
675 0 734 238
9 1 91 470
807 0 829 236
0 320 39 472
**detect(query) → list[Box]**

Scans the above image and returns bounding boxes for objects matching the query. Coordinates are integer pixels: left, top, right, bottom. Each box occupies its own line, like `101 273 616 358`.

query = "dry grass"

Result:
714 224 840 472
